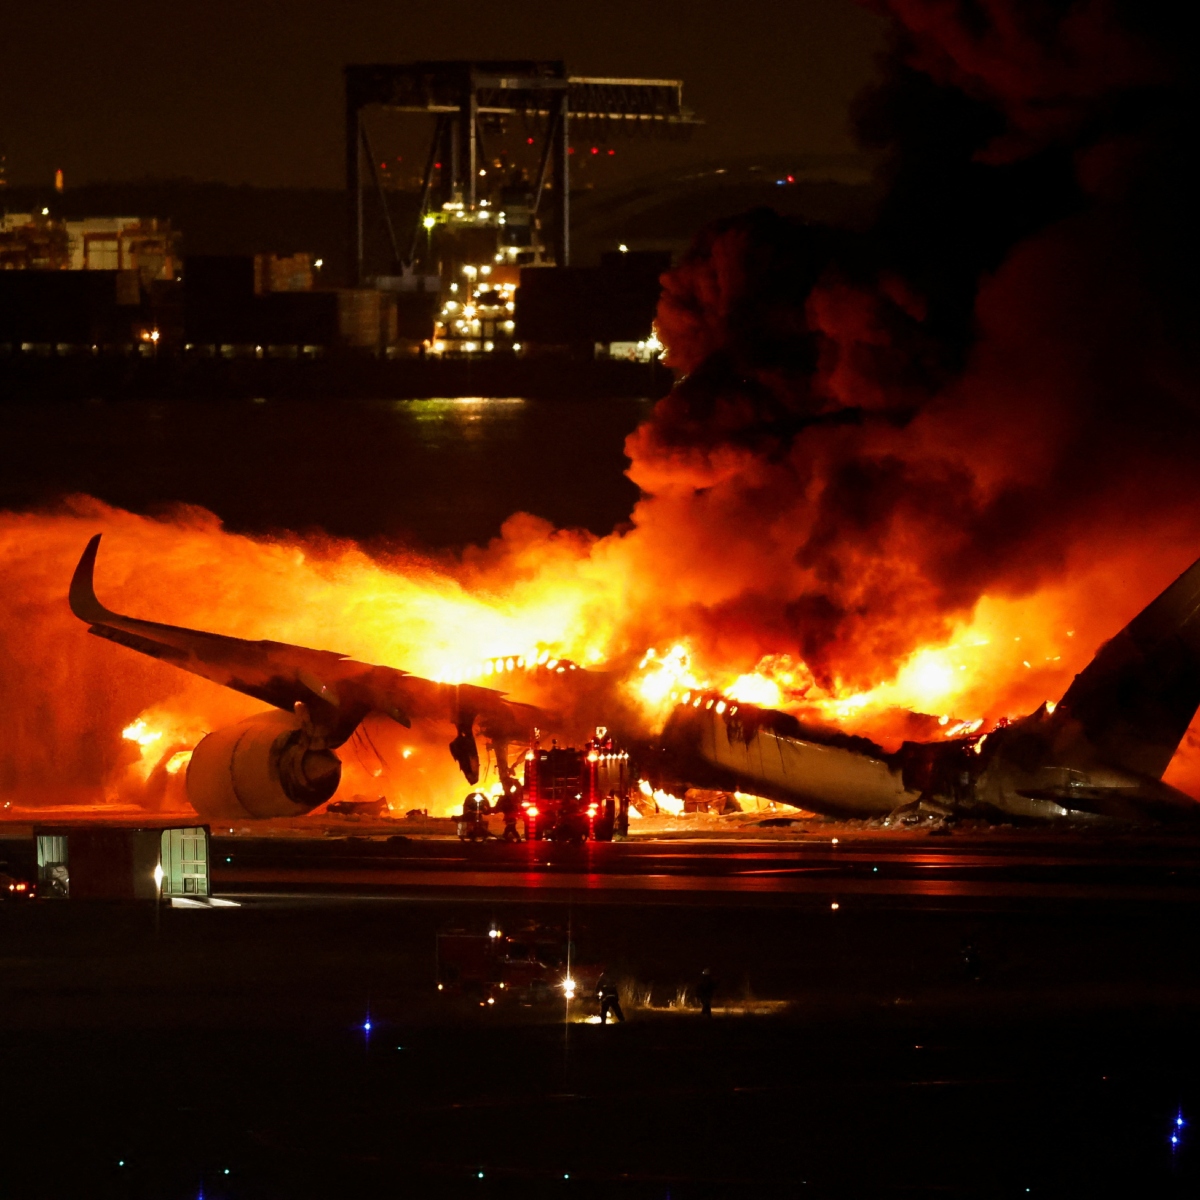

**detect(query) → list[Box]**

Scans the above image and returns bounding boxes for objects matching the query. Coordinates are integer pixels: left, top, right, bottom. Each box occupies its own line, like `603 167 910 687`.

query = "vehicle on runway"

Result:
69 536 1200 826
436 923 601 1007
521 735 630 842
1 869 35 900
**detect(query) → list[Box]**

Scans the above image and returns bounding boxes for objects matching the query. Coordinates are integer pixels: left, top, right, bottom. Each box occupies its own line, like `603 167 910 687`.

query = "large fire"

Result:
2 0 1198 817
1 495 1198 817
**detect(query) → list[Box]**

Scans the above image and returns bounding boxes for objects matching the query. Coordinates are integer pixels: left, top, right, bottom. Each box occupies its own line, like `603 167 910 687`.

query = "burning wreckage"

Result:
70 534 1200 827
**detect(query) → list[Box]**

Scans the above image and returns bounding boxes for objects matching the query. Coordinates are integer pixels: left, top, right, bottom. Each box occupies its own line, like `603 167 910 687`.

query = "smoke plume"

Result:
3 0 1200 810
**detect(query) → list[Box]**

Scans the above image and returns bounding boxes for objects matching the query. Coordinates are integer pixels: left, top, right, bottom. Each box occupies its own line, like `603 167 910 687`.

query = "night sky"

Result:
0 0 885 189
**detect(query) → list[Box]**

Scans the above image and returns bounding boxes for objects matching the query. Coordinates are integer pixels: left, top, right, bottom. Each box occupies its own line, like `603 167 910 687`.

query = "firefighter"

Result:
616 792 630 839
495 780 523 842
457 790 490 841
696 968 716 1018
597 971 624 1024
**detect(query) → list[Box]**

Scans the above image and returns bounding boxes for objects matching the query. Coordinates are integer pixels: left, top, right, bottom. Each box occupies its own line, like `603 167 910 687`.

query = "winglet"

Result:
69 534 114 625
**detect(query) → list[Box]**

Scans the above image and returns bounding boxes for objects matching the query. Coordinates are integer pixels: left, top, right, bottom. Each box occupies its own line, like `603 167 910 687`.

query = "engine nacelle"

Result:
185 709 341 820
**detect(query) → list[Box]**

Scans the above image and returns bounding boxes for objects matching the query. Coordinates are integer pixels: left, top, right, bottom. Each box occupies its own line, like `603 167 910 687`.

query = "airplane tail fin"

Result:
1058 554 1200 780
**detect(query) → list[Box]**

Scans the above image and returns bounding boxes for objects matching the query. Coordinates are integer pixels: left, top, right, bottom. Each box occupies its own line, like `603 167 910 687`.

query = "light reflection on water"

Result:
1 394 653 548
401 397 529 443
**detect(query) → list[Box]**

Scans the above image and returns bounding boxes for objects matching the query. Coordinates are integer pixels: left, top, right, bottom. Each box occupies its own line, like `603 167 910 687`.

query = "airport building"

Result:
1 61 694 359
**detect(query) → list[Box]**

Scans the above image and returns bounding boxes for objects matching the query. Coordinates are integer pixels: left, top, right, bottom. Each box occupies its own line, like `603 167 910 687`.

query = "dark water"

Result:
0 396 655 547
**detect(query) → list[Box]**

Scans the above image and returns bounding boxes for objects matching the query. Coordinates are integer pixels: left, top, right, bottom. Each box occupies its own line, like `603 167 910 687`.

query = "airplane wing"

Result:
69 534 541 779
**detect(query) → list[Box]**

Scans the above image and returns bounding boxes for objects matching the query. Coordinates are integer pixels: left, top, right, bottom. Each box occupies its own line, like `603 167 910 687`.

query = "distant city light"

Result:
619 244 628 253
314 258 323 268
423 215 436 230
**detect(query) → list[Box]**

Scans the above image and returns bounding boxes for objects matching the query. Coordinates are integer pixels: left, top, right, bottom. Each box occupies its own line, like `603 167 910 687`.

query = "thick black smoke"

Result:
636 0 1200 691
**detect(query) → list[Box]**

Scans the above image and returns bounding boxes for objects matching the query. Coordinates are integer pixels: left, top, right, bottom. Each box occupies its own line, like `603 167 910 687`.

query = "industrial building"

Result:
1 210 180 281
346 61 697 356
515 249 670 359
34 823 210 901
181 253 430 355
0 61 693 360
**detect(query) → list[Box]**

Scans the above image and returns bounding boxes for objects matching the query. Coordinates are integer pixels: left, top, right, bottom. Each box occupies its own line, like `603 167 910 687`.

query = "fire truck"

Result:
436 923 604 1006
520 730 631 842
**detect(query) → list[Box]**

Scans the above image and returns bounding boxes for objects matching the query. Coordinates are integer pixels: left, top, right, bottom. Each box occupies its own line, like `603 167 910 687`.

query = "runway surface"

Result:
8 825 1200 1196
211 829 1200 907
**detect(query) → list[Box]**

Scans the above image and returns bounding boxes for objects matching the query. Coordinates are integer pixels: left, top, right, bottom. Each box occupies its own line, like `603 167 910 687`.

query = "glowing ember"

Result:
639 778 685 815
121 719 161 749
636 645 703 712
725 673 783 708
164 750 192 775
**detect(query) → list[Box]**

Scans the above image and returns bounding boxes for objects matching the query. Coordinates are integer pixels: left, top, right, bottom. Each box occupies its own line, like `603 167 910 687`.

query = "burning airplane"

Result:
70 533 1200 825
0 0 1185 827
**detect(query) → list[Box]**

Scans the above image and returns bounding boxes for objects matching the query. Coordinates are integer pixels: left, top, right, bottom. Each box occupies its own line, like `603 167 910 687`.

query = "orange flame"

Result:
1 494 1200 816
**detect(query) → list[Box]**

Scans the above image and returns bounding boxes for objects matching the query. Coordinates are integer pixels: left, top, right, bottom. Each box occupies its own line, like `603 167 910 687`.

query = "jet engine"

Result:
185 709 342 820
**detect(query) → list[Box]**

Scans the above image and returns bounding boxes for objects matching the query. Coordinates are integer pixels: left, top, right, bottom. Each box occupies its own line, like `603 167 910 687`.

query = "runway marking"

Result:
213 865 1200 902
